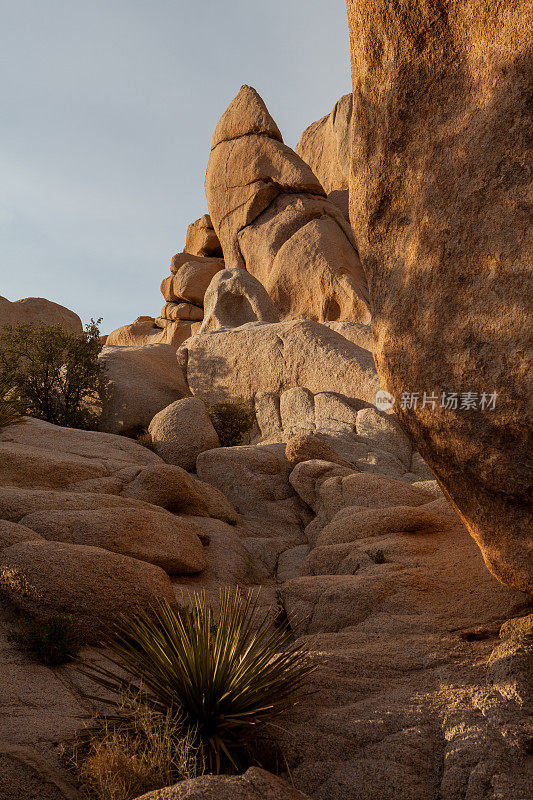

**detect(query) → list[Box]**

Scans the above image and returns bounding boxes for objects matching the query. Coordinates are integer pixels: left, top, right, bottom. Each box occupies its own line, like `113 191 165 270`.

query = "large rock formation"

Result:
346 0 533 593
98 343 190 434
200 268 279 333
179 319 380 406
205 85 369 324
0 296 82 334
148 397 220 470
295 93 352 219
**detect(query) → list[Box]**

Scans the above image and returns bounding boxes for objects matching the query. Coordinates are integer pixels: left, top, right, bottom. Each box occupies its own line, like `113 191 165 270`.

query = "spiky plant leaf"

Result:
79 589 315 772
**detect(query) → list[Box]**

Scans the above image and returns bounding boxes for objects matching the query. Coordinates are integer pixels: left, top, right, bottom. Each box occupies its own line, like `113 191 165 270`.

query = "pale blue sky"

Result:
1 1 351 332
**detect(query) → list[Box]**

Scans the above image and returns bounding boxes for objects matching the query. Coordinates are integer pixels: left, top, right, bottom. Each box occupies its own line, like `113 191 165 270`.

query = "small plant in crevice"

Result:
206 400 255 447
7 614 80 666
79 589 315 774
136 428 154 450
366 549 386 564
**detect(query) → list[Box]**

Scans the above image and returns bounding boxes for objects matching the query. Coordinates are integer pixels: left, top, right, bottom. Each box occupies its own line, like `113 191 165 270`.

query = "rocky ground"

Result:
0 413 531 800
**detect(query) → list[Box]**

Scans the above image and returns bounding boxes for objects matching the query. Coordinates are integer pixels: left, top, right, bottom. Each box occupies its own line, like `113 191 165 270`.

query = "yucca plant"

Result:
80 590 315 773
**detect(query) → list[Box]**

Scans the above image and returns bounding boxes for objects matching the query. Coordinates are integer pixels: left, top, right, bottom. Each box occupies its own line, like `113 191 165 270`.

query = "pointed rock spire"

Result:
211 85 283 149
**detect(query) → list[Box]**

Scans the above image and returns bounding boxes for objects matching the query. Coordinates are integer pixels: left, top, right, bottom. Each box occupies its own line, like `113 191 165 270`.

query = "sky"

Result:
1 1 352 333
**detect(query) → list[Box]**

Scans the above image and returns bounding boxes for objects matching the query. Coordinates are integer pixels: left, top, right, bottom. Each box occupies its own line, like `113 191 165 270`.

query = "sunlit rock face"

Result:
346 0 533 592
205 85 370 325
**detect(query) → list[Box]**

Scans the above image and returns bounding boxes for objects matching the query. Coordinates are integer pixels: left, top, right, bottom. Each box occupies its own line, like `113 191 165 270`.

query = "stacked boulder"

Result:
205 85 370 324
108 215 225 347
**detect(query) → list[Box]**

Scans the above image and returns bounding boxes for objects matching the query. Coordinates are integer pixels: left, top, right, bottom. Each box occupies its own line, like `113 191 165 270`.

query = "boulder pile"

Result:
205 85 369 324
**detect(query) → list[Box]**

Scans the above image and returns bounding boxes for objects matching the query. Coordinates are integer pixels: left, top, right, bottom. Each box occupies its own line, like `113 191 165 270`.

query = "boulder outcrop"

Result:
148 397 220 470
0 540 175 641
98 343 190 434
161 256 224 307
106 316 192 348
134 767 309 800
0 296 83 335
200 268 279 332
205 85 369 323
184 214 223 258
295 93 352 194
19 507 206 574
346 0 533 593
179 319 380 406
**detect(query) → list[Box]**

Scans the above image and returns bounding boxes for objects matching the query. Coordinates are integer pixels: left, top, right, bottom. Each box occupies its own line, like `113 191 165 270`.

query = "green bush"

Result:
0 381 25 433
0 319 106 430
8 614 80 665
366 549 386 564
80 589 315 773
206 400 254 447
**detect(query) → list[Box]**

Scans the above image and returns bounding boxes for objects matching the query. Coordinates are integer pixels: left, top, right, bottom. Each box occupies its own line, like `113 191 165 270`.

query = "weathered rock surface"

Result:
205 85 369 323
148 397 220 470
134 766 309 800
19 508 206 575
200 268 279 333
160 302 203 323
0 540 175 641
0 296 83 335
196 444 308 539
295 94 352 194
184 214 223 258
179 319 380 406
106 316 192 349
0 416 160 488
98 343 190 434
119 464 238 523
0 519 43 551
285 433 356 471
346 0 532 593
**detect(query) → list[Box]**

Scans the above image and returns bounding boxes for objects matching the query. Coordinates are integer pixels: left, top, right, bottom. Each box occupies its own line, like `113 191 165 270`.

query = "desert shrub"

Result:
7 614 80 665
0 319 106 430
70 697 202 800
0 380 25 432
80 589 315 773
366 549 386 564
206 400 254 447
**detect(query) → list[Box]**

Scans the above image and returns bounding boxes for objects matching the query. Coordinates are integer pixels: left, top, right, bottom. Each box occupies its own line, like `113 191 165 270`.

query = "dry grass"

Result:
69 697 203 800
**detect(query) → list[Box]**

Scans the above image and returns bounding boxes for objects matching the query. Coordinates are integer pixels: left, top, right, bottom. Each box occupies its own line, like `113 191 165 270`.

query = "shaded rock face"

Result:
200 268 279 333
205 85 369 324
346 0 533 593
134 766 310 800
98 343 190 435
295 93 352 194
0 296 82 335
